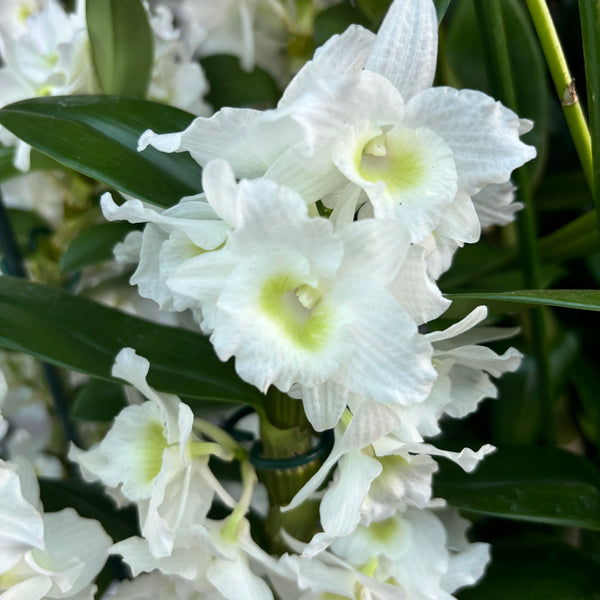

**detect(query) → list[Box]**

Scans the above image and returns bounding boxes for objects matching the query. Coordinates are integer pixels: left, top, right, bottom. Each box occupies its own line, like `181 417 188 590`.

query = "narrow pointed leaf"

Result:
446 289 600 313
0 276 264 406
0 96 202 207
435 447 600 530
86 0 154 97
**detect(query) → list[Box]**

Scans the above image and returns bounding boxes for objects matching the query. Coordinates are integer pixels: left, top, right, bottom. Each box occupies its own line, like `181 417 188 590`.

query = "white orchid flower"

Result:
140 0 535 274
0 458 111 600
165 160 441 431
283 399 493 558
69 349 234 558
329 506 490 600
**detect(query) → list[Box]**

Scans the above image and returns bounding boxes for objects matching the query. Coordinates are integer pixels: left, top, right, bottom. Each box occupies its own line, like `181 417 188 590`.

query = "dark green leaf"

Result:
434 446 600 530
71 379 127 421
39 477 138 542
86 0 154 97
0 96 202 207
446 289 600 313
444 0 549 182
60 222 136 272
313 4 371 47
201 55 280 110
458 537 600 599
0 276 264 406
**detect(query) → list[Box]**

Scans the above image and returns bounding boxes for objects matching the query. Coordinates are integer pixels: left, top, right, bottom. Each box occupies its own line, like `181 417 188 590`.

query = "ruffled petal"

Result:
405 87 537 195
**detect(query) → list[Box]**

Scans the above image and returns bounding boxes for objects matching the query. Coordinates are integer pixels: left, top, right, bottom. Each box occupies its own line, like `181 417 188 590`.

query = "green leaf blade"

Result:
0 96 202 207
435 447 600 531
87 0 154 97
446 289 600 312
0 276 264 407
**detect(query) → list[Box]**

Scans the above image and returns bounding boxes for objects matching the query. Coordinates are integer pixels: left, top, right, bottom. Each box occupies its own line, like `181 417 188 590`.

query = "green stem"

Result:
255 391 323 552
578 0 600 243
474 0 554 445
525 0 594 194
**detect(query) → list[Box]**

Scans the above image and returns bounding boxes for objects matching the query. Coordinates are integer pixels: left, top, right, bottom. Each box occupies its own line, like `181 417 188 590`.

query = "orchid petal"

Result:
365 0 438 100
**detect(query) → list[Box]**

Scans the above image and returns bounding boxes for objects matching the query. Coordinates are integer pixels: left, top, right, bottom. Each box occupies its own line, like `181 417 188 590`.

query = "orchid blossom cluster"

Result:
0 0 538 599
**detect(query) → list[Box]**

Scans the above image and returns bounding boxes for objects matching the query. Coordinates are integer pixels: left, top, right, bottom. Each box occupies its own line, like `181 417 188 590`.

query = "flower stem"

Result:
525 0 594 195
474 0 555 445
255 390 323 552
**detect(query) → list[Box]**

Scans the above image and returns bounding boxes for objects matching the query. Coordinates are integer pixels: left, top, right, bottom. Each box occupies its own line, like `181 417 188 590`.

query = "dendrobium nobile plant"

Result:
1 0 600 598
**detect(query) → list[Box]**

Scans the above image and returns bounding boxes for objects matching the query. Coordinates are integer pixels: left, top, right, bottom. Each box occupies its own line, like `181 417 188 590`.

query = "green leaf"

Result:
0 276 264 406
0 96 202 207
446 289 600 313
458 537 600 599
86 0 154 97
313 4 371 46
71 379 127 421
201 55 280 110
444 0 549 182
434 446 600 530
39 477 138 542
60 222 137 272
